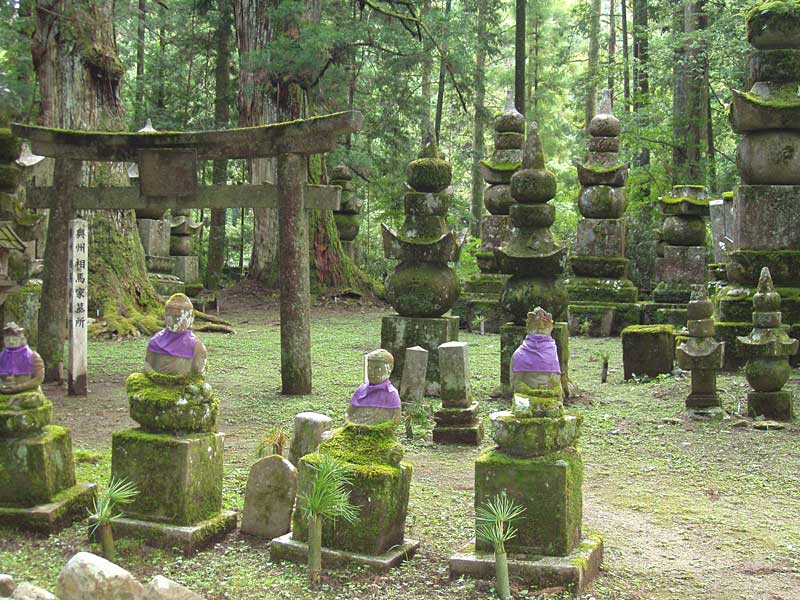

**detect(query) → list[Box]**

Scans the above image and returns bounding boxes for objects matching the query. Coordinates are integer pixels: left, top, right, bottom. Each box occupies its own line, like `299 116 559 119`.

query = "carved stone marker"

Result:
68 219 88 396
288 412 333 466
241 454 297 540
399 346 428 406
433 342 483 445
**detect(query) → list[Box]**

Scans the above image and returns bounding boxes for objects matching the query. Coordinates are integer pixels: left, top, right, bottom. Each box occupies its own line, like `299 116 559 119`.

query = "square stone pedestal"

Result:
500 323 570 398
271 532 419 572
381 314 459 396
748 390 794 421
449 535 603 598
568 302 642 337
621 325 675 380
0 483 96 533
111 429 235 553
172 255 200 285
433 401 484 445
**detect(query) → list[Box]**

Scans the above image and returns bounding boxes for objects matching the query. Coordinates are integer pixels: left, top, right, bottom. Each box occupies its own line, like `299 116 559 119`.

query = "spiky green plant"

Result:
476 491 526 600
88 477 139 560
299 455 359 585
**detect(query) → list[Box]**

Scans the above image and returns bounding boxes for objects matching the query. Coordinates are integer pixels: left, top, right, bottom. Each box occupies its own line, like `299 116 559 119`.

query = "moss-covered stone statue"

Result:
0 322 95 532
511 308 563 399
273 350 419 568
110 293 235 553
449 314 602 592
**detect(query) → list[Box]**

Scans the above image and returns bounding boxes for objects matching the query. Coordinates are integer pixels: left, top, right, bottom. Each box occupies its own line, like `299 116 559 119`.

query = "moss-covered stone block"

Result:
566 277 638 303
334 214 360 241
653 281 694 304
126 372 219 433
569 256 630 279
384 262 459 318
747 390 794 421
747 2 800 48
655 246 707 286
0 390 51 436
574 219 625 257
111 429 224 526
621 325 675 379
568 302 642 337
293 423 413 556
475 447 583 556
654 307 688 328
0 425 76 505
381 315 458 395
728 250 800 286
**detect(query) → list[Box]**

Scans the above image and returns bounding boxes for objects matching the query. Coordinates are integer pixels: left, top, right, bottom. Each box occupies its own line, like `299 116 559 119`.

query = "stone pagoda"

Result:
718 2 800 369
110 294 236 554
381 131 460 395
449 320 602 592
169 209 202 295
568 90 640 336
272 349 419 570
650 184 709 327
457 91 520 333
496 121 570 397
432 341 483 445
737 268 798 421
0 322 95 532
331 164 363 264
676 287 725 418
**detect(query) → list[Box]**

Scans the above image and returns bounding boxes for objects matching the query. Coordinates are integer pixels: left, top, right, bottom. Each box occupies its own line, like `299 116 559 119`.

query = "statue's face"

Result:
367 358 391 385
3 334 24 349
165 306 194 332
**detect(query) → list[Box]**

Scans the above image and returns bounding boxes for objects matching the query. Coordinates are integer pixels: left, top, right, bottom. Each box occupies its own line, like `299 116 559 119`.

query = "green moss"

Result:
581 162 625 174
126 372 219 433
316 421 402 469
740 85 800 109
746 0 800 24
480 159 522 172
0 128 21 162
622 324 675 336
566 276 638 303
660 195 710 206
406 158 451 193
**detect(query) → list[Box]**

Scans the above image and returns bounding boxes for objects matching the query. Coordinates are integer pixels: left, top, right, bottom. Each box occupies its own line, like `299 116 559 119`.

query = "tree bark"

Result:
684 0 708 185
608 0 617 95
514 0 526 115
135 0 146 126
206 0 234 289
434 0 452 143
527 2 542 120
420 0 433 132
632 0 650 191
585 0 602 128
470 0 488 237
621 0 631 108
672 2 688 184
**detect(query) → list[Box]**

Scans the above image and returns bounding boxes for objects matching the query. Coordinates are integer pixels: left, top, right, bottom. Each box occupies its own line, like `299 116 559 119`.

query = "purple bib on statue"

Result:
350 379 401 409
147 329 198 359
512 334 561 374
0 345 36 376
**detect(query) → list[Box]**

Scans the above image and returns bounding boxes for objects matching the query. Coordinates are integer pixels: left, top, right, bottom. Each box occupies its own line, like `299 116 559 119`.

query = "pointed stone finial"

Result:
504 89 516 113
757 266 773 294
138 119 157 133
753 266 781 312
598 89 613 116
495 90 525 134
522 121 546 170
418 125 439 159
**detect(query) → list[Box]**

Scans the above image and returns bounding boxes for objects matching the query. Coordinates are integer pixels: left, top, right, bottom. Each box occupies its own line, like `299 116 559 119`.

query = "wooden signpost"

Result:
12 111 363 396
68 218 88 396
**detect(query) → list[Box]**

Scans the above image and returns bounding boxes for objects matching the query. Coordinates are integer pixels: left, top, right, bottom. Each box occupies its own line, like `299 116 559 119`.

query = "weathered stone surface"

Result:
749 48 800 83
438 341 471 408
734 185 800 250
621 325 675 379
137 219 171 257
483 184 515 215
738 131 800 184
0 574 15 597
748 390 794 421
172 256 200 284
288 412 332 466
399 346 428 405
747 9 800 49
578 185 626 219
346 404 401 425
11 583 57 600
655 246 707 284
490 412 581 456
56 552 147 600
574 219 625 257
241 455 297 540
662 215 706 246
146 575 205 600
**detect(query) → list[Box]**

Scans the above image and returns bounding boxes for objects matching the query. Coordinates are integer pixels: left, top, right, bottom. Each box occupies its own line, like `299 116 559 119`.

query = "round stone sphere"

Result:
385 262 459 317
500 276 568 324
745 357 792 392
484 184 515 215
334 214 360 241
578 185 627 219
662 216 706 246
406 158 452 193
509 169 557 203
0 390 52 437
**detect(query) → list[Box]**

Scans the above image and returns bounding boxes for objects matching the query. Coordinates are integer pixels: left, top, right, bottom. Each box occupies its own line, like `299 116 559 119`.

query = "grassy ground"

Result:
1 302 798 600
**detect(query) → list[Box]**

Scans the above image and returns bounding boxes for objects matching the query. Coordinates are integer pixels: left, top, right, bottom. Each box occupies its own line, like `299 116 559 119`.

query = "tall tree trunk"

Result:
32 0 160 378
684 0 708 185
434 0 452 143
632 0 650 188
420 0 433 132
608 0 617 95
526 0 542 119
585 0 601 128
621 0 631 108
206 0 233 290
470 0 488 237
672 2 688 184
514 0 526 114
135 0 146 126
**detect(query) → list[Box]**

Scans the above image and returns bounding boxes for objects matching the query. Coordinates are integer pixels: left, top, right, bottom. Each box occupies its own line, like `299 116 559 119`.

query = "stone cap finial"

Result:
754 266 781 313
495 89 525 134
598 89 613 116
138 119 157 133
418 125 439 159
526 307 554 335
2 321 24 336
588 89 620 138
521 122 545 170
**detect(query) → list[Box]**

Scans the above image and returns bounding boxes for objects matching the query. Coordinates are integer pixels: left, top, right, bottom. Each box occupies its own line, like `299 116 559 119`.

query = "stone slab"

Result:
108 510 237 556
148 273 184 298
0 482 95 534
270 532 419 572
241 455 297 540
449 536 603 598
399 346 428 405
438 341 471 407
172 256 200 285
432 423 484 445
574 219 625 257
748 390 794 421
480 214 510 253
734 185 800 251
655 246 706 285
288 412 332 466
136 219 170 257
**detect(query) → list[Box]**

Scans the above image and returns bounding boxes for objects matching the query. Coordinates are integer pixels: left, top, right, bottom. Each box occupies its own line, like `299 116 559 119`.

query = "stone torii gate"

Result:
12 111 363 395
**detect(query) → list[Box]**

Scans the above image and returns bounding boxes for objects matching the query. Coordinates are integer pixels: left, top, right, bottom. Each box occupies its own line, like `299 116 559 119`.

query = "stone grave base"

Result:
107 510 237 555
568 302 642 337
270 532 419 572
433 401 484 445
748 390 794 421
449 536 603 598
621 325 675 380
173 255 200 285
0 483 96 534
148 272 185 298
453 293 506 334
686 406 727 421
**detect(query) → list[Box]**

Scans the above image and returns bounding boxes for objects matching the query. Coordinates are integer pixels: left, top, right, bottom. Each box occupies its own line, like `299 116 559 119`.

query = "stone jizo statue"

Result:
0 322 44 394
347 349 401 425
511 307 563 398
145 293 207 378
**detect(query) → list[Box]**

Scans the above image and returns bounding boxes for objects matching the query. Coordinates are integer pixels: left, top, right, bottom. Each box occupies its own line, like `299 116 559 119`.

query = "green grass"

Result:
1 308 799 600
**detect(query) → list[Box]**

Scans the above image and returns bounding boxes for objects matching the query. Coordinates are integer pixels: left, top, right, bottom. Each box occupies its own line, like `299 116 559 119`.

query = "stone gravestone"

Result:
399 346 428 406
621 324 675 380
380 130 460 395
110 294 236 554
0 322 95 532
241 454 297 539
288 412 333 466
433 342 483 445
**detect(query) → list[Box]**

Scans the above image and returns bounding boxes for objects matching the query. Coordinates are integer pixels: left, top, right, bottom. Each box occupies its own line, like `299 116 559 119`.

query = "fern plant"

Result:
88 477 139 560
476 491 526 600
299 455 359 585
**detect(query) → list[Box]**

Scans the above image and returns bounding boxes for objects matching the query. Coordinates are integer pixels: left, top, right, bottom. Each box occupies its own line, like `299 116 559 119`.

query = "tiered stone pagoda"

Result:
496 121 570 397
449 309 602 592
272 348 419 570
331 164 363 263
718 2 800 369
381 131 460 395
650 184 709 327
0 322 95 532
737 268 798 421
676 287 725 418
457 91 519 332
169 208 202 295
110 294 235 553
568 90 640 336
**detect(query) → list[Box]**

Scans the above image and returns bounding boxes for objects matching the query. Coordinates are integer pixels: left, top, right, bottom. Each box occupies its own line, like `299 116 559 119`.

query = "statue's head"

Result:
526 307 554 336
3 322 26 349
366 349 394 385
164 294 194 333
